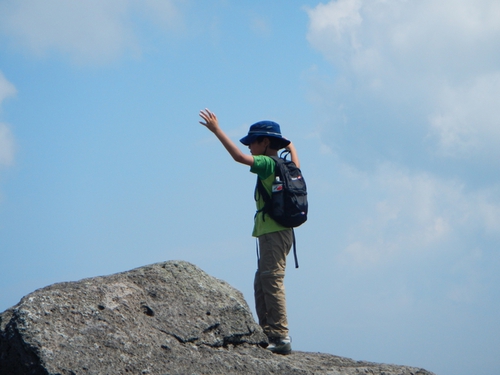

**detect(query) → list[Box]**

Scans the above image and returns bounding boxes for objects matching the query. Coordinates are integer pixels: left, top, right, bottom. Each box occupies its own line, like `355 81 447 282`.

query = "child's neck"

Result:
265 149 278 157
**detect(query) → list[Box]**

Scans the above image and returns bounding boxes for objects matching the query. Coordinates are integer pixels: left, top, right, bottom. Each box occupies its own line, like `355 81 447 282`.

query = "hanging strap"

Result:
292 228 299 269
255 238 260 268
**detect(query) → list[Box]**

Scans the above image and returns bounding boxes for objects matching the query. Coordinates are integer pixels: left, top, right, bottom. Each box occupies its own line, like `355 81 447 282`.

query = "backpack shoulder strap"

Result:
255 176 271 221
254 156 278 215
255 176 270 202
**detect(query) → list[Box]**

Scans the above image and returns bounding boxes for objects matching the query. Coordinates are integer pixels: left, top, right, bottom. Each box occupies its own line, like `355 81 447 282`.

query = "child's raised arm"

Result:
199 108 254 166
286 142 300 169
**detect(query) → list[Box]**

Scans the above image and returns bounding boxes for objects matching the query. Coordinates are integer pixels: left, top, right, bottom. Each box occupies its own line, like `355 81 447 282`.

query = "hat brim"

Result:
240 134 290 149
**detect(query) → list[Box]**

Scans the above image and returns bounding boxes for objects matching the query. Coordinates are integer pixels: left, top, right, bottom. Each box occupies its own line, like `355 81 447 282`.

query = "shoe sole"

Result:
270 349 292 355
268 344 292 355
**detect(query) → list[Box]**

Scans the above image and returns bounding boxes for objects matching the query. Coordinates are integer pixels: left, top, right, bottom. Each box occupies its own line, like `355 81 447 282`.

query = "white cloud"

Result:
305 130 334 156
305 0 362 58
447 248 484 303
0 72 17 104
0 72 17 168
306 0 500 80
429 72 500 158
336 162 500 267
305 2 500 320
250 16 271 37
0 0 184 65
0 0 134 64
0 123 15 168
306 0 500 160
141 0 185 32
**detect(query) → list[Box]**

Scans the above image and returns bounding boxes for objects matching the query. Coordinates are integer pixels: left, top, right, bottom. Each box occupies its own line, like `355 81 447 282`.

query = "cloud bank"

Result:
0 72 16 168
305 0 500 283
0 0 184 65
306 0 500 162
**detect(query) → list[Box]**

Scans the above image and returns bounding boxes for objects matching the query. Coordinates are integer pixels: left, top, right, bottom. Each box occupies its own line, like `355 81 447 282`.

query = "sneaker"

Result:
267 336 292 355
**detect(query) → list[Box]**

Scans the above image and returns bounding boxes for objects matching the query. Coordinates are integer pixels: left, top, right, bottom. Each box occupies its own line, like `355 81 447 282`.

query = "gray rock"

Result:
0 260 436 375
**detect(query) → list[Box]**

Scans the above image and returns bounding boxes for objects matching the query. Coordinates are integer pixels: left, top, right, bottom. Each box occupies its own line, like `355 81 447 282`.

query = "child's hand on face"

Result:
199 108 219 133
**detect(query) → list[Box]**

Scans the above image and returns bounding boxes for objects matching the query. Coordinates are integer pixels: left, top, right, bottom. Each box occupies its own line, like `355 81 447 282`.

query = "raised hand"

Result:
199 108 219 133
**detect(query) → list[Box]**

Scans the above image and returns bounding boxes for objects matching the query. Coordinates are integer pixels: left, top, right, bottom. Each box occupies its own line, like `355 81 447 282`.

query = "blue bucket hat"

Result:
239 120 290 149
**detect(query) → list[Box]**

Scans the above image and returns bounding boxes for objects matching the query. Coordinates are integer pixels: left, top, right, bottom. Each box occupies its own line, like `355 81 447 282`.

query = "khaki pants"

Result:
254 229 293 339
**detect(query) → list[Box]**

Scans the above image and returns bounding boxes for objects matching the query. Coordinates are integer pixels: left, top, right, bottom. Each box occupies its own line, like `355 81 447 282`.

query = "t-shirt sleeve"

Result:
250 155 275 180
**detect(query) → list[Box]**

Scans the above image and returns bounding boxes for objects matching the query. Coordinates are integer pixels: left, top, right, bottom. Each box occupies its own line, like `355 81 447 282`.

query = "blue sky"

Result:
1 1 499 374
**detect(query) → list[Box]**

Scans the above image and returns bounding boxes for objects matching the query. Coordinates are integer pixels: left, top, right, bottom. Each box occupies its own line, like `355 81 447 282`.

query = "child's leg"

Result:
254 269 268 329
255 229 293 338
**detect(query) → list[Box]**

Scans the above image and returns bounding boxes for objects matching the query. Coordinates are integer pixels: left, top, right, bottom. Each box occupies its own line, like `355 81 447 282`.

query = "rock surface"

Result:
0 261 436 375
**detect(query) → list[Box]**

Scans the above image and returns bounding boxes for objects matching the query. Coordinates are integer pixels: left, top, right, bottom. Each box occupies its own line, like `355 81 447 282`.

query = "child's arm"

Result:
199 108 254 166
286 142 300 168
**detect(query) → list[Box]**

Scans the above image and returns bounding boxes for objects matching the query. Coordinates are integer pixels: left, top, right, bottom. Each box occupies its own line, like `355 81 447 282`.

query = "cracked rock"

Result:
0 261 436 375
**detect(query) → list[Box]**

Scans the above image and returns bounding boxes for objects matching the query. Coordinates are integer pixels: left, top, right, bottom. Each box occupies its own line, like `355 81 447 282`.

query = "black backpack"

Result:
255 150 308 268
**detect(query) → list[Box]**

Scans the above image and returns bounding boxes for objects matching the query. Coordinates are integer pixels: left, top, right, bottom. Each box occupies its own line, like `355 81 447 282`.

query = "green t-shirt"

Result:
250 155 288 237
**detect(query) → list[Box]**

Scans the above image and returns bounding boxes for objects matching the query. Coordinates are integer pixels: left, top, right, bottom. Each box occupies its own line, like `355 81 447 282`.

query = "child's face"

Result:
248 138 269 155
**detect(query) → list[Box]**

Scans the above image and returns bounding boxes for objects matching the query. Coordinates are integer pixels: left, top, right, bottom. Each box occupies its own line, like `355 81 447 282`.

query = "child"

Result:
199 108 299 355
